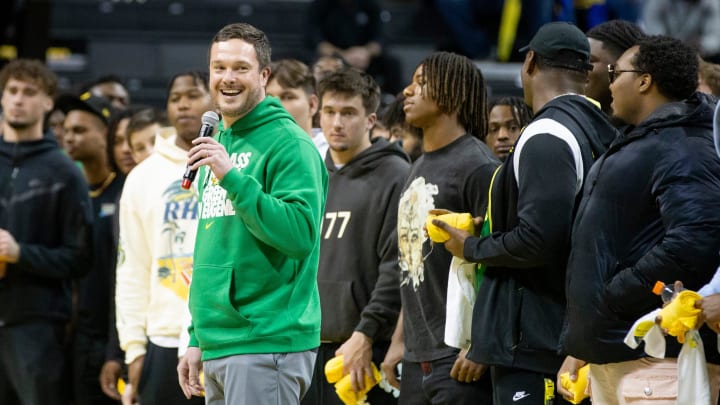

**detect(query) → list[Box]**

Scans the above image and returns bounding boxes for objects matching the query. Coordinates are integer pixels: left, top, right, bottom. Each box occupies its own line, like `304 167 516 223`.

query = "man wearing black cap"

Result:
432 22 617 404
58 92 126 404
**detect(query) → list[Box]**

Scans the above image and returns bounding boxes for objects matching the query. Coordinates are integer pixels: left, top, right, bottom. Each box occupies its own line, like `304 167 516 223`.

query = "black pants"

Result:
302 342 397 405
0 321 69 405
136 341 203 405
491 365 582 405
73 331 120 405
399 356 493 405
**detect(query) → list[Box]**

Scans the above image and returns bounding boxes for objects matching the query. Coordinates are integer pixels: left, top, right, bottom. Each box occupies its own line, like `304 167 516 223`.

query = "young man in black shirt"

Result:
382 52 498 405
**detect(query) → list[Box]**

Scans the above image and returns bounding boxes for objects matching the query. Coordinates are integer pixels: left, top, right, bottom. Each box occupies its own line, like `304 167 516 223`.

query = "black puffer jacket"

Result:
561 93 720 364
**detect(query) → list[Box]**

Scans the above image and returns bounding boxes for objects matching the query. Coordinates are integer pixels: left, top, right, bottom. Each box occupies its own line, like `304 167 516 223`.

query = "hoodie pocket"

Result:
190 265 253 340
318 280 361 342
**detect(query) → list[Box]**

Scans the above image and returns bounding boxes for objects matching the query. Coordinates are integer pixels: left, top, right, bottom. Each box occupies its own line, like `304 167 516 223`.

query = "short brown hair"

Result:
0 59 58 98
126 107 163 149
211 23 271 69
268 59 316 96
317 67 380 115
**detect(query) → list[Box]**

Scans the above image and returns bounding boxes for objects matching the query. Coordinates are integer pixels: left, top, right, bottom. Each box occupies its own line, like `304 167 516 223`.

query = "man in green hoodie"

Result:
177 23 328 405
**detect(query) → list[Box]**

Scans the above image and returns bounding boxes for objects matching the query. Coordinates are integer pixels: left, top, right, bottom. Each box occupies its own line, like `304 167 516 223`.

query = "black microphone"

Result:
181 111 220 190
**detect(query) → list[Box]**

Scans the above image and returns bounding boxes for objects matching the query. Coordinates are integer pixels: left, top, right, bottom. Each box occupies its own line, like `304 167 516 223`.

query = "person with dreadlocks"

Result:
380 51 498 404
484 96 533 161
585 19 646 119
432 23 618 405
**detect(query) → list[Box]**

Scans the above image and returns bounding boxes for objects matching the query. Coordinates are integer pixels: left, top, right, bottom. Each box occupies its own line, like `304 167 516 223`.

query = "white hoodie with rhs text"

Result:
115 131 198 364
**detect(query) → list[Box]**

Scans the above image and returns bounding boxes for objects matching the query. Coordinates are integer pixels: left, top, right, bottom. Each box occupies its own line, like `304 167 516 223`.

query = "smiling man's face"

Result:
209 39 269 128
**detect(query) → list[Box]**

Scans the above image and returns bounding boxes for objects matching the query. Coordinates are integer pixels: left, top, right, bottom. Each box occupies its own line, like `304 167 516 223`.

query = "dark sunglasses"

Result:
607 64 645 84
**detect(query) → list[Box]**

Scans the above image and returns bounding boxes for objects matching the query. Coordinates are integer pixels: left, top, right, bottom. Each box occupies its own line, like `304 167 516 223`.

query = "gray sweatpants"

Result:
203 350 316 405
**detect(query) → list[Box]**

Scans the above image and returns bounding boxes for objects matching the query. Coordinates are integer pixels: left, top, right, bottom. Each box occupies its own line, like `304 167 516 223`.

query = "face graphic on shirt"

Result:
398 177 438 290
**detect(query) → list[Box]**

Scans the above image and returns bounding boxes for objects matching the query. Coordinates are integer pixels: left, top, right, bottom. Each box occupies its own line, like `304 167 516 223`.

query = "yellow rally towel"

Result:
659 290 702 343
559 365 590 404
625 288 711 405
325 355 345 384
426 213 475 243
325 355 382 405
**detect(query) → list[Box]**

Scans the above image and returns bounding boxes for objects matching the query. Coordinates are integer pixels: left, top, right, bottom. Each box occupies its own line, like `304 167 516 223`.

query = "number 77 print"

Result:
322 211 352 239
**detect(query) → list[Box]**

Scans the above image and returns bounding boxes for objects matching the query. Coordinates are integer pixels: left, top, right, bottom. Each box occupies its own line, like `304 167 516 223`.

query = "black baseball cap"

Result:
56 91 116 126
520 22 593 72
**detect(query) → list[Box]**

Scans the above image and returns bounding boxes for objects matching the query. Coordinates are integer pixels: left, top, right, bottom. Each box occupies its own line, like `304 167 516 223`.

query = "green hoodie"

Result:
188 97 327 360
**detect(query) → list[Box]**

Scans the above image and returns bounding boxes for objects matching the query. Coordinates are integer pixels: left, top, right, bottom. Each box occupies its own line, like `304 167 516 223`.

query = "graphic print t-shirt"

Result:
398 135 497 362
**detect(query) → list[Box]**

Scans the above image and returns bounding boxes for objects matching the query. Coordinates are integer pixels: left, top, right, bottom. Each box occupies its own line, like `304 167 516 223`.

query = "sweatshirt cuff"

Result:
355 318 379 342
463 236 481 262
218 167 243 196
105 343 124 363
188 331 199 348
124 343 147 365
466 343 481 363
15 244 29 269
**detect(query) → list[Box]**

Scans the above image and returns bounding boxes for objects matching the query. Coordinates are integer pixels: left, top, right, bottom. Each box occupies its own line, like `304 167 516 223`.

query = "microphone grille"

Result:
201 111 220 126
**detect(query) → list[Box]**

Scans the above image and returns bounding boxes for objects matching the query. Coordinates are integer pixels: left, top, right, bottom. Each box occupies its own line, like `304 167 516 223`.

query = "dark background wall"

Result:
1 0 522 107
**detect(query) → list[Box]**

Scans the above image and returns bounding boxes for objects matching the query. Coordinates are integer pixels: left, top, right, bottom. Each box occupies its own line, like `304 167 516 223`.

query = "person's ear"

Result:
308 94 319 116
523 51 537 76
366 112 377 132
260 66 270 87
43 96 54 114
638 72 652 94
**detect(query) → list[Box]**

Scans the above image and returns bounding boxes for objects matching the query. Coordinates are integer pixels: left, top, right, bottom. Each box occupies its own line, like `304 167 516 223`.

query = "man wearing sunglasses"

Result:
585 20 646 122
561 35 720 404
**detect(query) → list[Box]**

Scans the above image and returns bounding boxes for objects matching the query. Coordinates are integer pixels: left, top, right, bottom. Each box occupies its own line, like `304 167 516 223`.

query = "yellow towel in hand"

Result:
426 213 475 243
325 355 345 383
559 365 590 404
324 355 382 405
659 290 702 343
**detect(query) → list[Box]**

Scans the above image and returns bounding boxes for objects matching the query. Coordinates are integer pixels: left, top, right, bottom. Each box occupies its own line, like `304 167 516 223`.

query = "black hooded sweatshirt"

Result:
465 94 618 374
0 133 93 326
318 138 411 343
561 93 720 365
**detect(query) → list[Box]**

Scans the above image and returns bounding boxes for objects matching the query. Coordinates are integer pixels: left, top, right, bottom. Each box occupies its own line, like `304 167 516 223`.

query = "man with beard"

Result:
178 23 328 404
